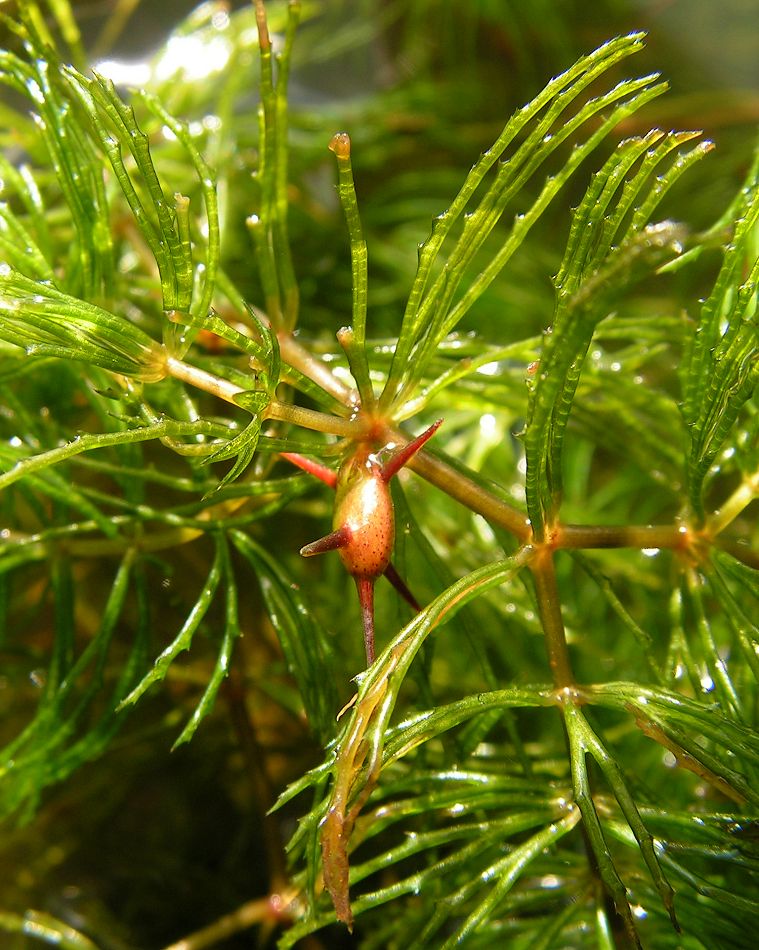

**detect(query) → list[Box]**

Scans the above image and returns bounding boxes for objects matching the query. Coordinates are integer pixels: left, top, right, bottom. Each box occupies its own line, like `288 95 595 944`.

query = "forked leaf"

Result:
119 537 226 709
65 68 194 312
204 307 281 393
140 90 220 325
524 130 709 536
230 531 337 742
0 552 135 819
0 18 113 299
172 545 242 749
201 390 268 489
380 32 669 414
0 268 165 380
564 704 643 948
313 553 530 927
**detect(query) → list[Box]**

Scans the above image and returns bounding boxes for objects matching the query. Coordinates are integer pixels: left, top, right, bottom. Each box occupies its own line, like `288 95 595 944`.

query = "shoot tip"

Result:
329 132 351 160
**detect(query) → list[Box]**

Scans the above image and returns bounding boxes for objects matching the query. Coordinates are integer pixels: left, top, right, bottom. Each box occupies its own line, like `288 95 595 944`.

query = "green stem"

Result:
168 337 755 571
165 356 359 436
330 132 374 409
273 0 301 329
708 467 759 537
277 331 357 406
250 0 299 330
265 401 362 437
558 523 686 550
165 356 243 404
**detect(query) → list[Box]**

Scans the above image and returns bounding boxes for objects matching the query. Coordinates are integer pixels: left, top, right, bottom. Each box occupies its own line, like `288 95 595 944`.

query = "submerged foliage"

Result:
0 1 757 948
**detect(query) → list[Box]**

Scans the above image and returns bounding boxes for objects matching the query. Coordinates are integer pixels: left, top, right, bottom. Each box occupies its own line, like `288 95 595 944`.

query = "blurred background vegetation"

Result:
0 1 756 948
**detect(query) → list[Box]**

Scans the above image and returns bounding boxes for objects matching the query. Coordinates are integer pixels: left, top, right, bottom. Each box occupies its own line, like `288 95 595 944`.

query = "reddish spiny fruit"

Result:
282 419 441 664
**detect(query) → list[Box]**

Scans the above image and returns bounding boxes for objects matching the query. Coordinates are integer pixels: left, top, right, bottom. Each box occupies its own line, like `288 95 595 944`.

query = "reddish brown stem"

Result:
355 576 376 663
530 548 574 689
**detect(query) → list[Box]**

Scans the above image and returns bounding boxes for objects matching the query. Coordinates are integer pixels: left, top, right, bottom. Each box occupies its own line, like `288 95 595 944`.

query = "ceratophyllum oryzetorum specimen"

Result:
0 3 757 949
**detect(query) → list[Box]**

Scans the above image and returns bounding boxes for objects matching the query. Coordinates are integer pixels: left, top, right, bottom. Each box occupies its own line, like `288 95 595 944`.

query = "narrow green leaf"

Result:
524 131 708 536
0 268 165 379
172 539 241 748
380 32 665 413
230 530 337 742
140 90 220 325
683 147 759 520
0 552 135 818
248 0 300 331
441 810 579 949
0 35 114 298
0 201 53 280
0 908 99 949
571 706 678 931
65 69 193 312
119 537 225 707
0 418 230 493
564 703 642 948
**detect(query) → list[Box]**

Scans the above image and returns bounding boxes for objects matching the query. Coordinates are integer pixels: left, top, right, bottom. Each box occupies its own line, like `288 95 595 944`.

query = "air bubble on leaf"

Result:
477 361 499 376
474 516 496 545
700 673 715 692
479 413 497 437
155 34 231 82
211 8 230 29
95 59 151 87
332 366 353 384
25 78 45 104
642 548 660 557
